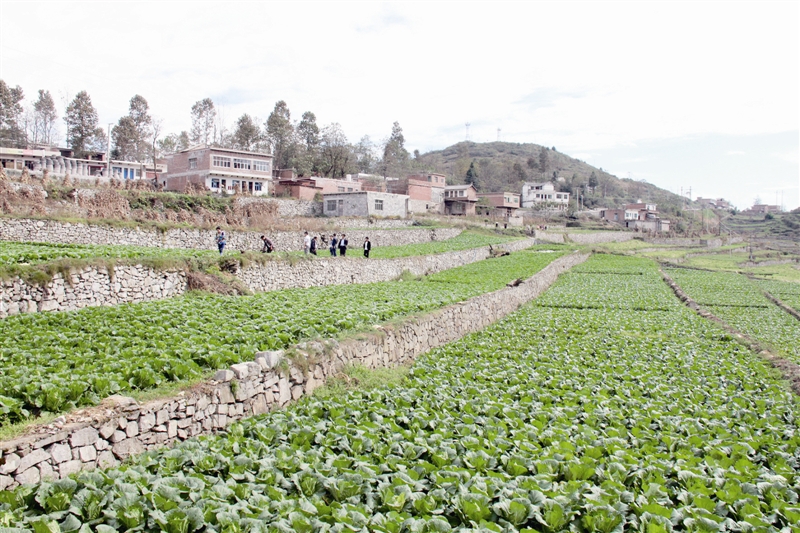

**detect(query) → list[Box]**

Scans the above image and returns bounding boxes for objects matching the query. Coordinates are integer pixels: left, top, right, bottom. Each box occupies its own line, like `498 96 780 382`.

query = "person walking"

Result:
338 234 348 256
303 231 311 254
310 236 318 255
329 233 338 257
260 235 274 253
215 226 227 255
363 236 371 258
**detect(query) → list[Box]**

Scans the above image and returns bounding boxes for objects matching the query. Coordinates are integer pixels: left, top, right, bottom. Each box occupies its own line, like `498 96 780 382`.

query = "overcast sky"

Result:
1 0 797 210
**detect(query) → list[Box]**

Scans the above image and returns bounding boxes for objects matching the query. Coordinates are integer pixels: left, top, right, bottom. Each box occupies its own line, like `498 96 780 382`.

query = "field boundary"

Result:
659 268 800 396
0 238 534 318
0 251 587 490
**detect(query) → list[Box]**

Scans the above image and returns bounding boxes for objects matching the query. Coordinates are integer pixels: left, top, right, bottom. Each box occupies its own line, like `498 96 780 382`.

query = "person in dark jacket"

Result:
260 235 274 253
338 234 348 256
329 234 338 257
363 236 371 258
310 236 318 255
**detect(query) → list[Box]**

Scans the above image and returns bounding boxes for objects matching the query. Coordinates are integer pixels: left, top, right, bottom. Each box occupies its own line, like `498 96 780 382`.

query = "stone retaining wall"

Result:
0 252 587 489
534 230 635 244
0 236 530 318
0 218 457 253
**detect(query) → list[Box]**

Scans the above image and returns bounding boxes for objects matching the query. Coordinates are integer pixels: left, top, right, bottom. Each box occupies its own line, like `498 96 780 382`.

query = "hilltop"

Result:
417 141 687 214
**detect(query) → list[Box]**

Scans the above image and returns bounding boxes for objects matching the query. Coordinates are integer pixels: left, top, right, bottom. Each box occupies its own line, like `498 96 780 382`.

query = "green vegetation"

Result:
666 268 800 363
755 279 800 312
4 255 799 531
369 231 522 259
0 248 563 426
0 241 225 266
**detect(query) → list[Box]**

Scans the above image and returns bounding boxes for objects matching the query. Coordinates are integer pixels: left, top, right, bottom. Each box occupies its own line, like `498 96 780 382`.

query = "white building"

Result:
521 181 570 209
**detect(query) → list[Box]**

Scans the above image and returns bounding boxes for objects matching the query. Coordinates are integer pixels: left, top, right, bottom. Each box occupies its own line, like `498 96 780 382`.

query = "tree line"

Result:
0 79 427 179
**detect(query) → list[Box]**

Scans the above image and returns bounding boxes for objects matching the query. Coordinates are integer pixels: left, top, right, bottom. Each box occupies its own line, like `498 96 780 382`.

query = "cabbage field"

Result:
666 268 800 363
755 279 800 313
0 248 563 427
3 254 799 531
0 241 226 265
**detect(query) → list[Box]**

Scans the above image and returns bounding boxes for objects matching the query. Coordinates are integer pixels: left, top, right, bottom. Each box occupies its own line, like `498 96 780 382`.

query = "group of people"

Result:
214 227 372 258
303 232 371 257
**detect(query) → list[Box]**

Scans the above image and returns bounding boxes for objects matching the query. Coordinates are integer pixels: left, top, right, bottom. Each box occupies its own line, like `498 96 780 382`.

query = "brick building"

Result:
444 184 478 216
476 192 520 219
162 146 273 195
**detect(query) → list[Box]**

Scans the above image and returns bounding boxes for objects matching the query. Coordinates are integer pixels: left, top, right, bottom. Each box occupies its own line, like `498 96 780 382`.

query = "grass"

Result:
313 362 410 400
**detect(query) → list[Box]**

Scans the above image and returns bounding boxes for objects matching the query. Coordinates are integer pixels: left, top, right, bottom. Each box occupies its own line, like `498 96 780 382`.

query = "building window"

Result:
213 156 231 168
254 182 262 191
347 187 353 192
211 178 220 188
253 160 269 172
221 179 226 188
374 199 384 211
188 158 197 169
459 190 464 197
337 186 345 192
233 158 251 170
427 175 432 182
327 200 337 211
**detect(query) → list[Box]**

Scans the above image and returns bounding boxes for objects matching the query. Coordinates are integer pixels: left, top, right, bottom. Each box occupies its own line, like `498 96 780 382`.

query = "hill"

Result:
724 209 800 244
417 141 687 215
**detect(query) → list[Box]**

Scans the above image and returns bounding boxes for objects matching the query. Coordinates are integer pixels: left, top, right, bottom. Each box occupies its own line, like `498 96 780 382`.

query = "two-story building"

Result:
476 192 520 219
162 146 273 195
386 173 447 213
274 176 361 200
521 181 570 209
601 203 670 232
444 184 478 216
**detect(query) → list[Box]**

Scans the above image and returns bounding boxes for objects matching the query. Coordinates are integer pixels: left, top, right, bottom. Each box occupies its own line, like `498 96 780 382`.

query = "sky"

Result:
1 0 798 210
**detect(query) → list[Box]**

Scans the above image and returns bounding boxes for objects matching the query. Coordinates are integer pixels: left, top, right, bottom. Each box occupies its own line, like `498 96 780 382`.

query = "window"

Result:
253 160 269 172
338 187 345 192
327 200 337 211
213 156 231 168
233 158 251 170
374 199 384 211
211 178 220 188
254 182 262 191
347 187 353 192
188 158 197 169
427 175 432 182
458 190 464 197
221 179 227 188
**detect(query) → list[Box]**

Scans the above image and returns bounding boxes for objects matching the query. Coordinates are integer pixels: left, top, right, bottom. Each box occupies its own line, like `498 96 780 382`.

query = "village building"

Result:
162 146 273 195
600 203 670 232
476 192 521 219
521 181 570 209
274 176 361 200
444 184 478 216
322 191 409 218
0 146 155 181
386 173 446 213
745 204 782 214
696 197 731 209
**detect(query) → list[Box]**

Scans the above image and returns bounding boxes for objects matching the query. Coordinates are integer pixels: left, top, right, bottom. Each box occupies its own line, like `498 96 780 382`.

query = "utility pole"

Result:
106 122 112 178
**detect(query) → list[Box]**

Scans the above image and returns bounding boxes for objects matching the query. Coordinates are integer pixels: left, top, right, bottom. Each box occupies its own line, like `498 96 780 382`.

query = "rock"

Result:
112 438 144 460
16 449 50 473
99 423 117 439
230 363 250 379
15 467 40 486
97 451 118 469
139 412 156 433
167 421 178 438
78 446 97 462
70 427 98 447
0 453 20 475
256 350 283 370
49 444 72 464
213 369 234 382
291 385 304 400
278 378 291 405
217 384 235 404
104 395 138 408
38 462 56 481
110 430 127 443
125 421 139 438
59 460 82 477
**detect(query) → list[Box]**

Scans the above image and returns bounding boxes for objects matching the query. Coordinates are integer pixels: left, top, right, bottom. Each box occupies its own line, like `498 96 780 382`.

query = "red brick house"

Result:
444 184 478 216
162 146 273 195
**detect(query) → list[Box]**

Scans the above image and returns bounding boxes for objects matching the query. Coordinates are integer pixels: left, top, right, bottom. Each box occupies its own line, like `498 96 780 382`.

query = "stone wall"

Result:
534 230 635 244
0 252 587 490
0 235 530 317
0 265 187 317
237 238 537 292
0 218 448 253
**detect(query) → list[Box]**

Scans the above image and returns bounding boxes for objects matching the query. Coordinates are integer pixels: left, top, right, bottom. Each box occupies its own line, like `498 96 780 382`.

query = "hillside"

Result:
417 141 687 215
724 209 800 244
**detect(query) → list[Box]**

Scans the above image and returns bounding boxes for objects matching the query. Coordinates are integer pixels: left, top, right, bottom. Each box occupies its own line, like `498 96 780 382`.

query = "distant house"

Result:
444 184 478 216
387 173 447 213
747 204 781 214
162 145 273 195
322 191 409 218
696 197 731 209
521 181 570 209
476 192 520 219
0 146 151 181
601 203 670 232
274 176 361 200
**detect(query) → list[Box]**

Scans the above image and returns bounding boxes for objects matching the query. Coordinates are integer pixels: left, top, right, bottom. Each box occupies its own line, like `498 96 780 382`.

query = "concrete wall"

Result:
0 251 587 490
0 234 531 318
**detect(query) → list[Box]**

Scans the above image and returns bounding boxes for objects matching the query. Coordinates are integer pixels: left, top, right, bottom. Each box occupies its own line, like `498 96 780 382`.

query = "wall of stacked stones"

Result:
0 236 533 318
534 230 635 244
0 218 457 252
0 251 588 490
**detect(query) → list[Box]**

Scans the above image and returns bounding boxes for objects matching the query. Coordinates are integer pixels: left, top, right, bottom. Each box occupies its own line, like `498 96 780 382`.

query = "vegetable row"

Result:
3 255 798 531
0 248 563 427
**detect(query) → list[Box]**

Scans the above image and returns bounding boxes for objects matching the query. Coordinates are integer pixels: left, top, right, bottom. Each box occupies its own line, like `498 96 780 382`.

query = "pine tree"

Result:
266 101 295 169
32 90 58 146
465 161 480 190
64 91 104 159
0 80 26 148
190 98 216 146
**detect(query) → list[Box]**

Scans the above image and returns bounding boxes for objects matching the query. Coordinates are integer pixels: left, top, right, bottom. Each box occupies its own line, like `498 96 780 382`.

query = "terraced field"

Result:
756 279 800 313
0 248 562 427
3 254 799 531
666 268 800 363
